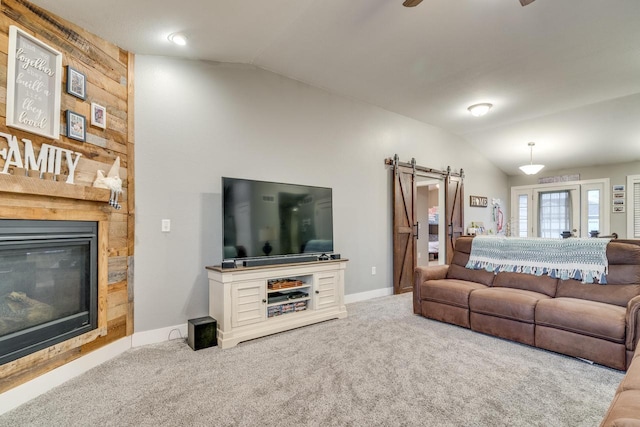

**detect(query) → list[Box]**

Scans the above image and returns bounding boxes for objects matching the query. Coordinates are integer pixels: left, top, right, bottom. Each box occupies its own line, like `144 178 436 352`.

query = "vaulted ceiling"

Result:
30 0 640 175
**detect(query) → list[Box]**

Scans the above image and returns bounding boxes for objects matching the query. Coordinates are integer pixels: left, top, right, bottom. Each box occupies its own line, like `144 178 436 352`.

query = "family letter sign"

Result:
6 25 62 139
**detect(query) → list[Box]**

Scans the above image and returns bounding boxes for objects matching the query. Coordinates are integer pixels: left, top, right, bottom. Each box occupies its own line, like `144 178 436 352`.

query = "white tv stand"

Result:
206 259 348 349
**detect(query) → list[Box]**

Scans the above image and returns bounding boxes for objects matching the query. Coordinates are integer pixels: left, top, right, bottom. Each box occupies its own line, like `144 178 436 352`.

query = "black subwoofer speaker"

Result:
188 316 217 350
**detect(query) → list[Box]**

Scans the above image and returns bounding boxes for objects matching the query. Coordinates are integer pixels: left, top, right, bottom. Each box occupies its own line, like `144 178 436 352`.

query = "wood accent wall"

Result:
0 0 134 392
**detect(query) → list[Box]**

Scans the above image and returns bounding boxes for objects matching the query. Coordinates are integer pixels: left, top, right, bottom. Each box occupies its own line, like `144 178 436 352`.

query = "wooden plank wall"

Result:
0 0 134 392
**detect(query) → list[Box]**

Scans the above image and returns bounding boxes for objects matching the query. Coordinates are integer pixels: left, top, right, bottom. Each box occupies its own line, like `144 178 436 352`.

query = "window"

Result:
518 194 529 237
511 179 609 238
586 189 601 234
538 191 571 238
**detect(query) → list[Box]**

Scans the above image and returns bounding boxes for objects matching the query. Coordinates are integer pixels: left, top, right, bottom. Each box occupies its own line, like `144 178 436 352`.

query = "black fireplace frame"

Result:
0 219 98 365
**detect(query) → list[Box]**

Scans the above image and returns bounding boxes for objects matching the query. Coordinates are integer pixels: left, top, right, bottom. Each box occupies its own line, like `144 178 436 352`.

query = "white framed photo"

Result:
613 205 625 213
612 184 625 192
613 191 625 199
91 103 107 129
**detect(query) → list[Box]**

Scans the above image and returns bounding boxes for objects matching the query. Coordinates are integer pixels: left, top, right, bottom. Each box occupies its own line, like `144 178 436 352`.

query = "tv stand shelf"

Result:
205 259 348 349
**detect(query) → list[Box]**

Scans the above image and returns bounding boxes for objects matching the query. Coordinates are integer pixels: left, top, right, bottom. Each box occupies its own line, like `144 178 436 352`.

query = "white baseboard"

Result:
0 336 131 416
344 287 394 304
131 323 188 347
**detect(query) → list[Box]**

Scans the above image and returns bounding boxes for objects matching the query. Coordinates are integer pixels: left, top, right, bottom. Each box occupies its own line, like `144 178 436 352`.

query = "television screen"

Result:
222 177 333 260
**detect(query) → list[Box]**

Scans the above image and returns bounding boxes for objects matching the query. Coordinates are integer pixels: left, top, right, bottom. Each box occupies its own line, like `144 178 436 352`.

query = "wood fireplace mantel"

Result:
0 173 111 202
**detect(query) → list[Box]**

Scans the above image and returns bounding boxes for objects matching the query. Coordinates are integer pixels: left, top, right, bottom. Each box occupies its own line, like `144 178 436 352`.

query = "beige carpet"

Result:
0 293 623 426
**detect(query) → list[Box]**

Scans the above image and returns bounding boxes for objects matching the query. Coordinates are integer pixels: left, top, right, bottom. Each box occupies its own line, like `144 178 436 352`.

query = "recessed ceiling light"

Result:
168 32 188 46
467 103 493 117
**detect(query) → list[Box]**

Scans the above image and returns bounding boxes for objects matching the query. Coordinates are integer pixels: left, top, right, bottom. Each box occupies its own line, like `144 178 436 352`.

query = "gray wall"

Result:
134 55 508 332
508 161 640 238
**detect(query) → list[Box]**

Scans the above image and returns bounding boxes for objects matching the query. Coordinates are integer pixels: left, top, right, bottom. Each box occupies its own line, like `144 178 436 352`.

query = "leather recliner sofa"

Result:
413 236 640 425
414 236 640 371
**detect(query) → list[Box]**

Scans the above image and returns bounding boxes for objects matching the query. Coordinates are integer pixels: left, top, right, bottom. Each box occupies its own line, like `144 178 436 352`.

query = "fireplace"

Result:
0 220 98 365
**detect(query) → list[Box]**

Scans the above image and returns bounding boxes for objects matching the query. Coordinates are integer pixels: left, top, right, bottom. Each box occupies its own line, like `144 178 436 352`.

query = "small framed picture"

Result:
613 199 625 206
613 184 625 192
91 103 107 129
613 191 625 199
66 110 86 142
66 65 86 100
613 205 625 213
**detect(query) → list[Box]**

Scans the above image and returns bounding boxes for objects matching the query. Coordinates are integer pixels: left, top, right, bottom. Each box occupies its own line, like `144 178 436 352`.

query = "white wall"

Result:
134 56 508 332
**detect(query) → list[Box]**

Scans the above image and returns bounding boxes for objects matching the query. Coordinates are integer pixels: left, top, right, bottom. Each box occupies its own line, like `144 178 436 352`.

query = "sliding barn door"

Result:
392 164 417 294
445 173 464 264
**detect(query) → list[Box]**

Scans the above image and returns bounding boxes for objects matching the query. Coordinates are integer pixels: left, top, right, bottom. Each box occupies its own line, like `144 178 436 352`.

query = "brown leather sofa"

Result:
414 236 640 370
414 236 640 425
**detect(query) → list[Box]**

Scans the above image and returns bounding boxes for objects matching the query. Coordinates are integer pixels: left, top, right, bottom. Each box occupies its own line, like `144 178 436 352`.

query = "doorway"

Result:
389 156 464 294
416 179 443 267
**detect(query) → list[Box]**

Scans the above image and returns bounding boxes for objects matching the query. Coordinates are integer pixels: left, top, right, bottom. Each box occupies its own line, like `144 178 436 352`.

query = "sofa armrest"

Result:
626 295 640 352
413 265 449 314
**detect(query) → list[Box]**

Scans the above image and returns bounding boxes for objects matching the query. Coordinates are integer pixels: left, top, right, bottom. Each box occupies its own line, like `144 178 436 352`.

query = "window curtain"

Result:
538 190 571 238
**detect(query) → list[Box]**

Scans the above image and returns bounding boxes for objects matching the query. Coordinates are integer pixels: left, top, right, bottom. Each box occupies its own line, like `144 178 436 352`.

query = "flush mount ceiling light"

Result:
168 32 188 46
519 142 545 175
467 103 493 117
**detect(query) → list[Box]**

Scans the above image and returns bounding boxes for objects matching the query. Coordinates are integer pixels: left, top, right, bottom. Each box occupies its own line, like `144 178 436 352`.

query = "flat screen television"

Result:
222 177 333 260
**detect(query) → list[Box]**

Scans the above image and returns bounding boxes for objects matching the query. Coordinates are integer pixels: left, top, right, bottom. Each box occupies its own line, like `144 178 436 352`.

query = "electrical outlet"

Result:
371 266 376 275
418 252 421 259
161 219 171 232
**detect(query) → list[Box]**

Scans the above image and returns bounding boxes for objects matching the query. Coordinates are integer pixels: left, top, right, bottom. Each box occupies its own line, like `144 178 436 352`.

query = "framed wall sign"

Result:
470 195 488 207
6 25 63 139
66 110 86 142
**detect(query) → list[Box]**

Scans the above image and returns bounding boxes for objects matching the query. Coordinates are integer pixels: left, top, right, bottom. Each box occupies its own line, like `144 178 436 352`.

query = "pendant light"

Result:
519 142 545 175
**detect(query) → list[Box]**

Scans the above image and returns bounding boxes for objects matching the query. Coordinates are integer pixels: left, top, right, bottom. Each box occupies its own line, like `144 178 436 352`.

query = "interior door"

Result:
445 173 464 265
392 164 417 294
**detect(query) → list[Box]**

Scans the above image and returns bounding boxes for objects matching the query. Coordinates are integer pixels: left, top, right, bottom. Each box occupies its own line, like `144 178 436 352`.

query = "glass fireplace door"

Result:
0 220 98 365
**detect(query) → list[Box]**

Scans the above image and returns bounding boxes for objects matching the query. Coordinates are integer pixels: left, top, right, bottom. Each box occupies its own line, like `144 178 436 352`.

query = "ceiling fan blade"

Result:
403 0 423 7
520 0 536 5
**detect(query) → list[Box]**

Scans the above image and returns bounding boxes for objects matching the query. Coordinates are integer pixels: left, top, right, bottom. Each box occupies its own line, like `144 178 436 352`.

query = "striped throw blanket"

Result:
465 236 611 284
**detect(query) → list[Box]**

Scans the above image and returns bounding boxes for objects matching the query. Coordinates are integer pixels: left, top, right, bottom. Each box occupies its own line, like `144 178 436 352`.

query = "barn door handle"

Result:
414 222 419 240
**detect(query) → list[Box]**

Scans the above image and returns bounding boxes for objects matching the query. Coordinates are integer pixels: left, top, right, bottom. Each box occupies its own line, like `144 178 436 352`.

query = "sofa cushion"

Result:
608 265 640 286
608 242 640 265
450 251 471 268
494 271 558 297
446 264 495 286
450 237 473 267
557 281 640 307
469 288 550 323
420 279 487 309
453 236 473 254
536 298 626 343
